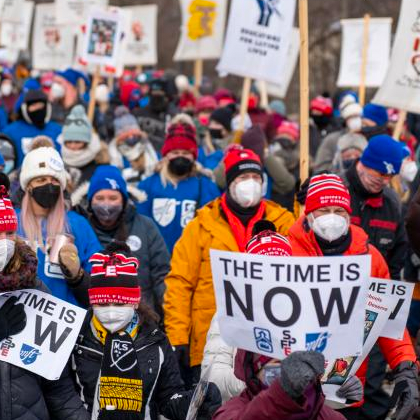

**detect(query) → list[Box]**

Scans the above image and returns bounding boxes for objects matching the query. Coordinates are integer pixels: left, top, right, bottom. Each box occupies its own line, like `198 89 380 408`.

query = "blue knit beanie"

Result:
88 165 128 202
363 104 388 126
56 68 90 88
360 135 404 175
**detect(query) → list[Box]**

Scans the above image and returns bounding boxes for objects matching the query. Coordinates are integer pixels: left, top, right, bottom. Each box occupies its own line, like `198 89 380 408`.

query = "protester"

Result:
0 178 89 420
59 105 104 189
3 88 62 166
289 173 418 420
93 83 115 143
164 147 294 387
332 132 368 174
73 165 169 315
17 145 101 305
0 70 18 116
137 116 220 252
72 242 221 420
195 95 217 128
0 133 18 175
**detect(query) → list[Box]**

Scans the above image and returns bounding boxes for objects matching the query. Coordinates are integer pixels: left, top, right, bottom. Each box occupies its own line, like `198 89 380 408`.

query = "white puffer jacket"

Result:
201 316 245 403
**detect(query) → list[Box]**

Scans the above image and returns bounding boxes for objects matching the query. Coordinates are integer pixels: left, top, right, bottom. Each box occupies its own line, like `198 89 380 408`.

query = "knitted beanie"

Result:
360 135 404 175
55 68 89 88
210 107 235 131
305 174 352 215
363 103 389 126
269 99 287 116
224 148 263 186
20 147 67 190
161 122 198 158
195 95 217 113
340 95 362 120
337 133 367 153
0 184 17 233
276 121 300 142
113 106 141 140
241 125 267 161
62 105 92 144
310 96 333 116
88 243 141 305
246 230 292 257
88 165 129 202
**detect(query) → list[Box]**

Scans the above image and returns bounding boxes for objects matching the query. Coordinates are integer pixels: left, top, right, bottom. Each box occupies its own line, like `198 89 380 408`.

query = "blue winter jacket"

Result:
16 209 101 305
137 173 221 252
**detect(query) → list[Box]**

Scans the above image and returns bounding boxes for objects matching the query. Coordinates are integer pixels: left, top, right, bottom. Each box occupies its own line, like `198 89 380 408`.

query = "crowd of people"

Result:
0 63 419 420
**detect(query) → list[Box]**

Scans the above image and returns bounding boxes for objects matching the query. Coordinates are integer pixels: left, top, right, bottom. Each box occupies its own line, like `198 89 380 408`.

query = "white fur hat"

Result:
20 147 67 191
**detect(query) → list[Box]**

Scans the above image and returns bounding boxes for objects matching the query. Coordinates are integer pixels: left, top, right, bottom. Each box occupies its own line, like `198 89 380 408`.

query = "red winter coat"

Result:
212 350 345 420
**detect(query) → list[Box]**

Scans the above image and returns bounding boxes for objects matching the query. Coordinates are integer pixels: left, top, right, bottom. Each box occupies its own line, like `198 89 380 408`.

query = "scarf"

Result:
92 314 143 420
220 193 266 252
0 242 37 291
61 133 102 168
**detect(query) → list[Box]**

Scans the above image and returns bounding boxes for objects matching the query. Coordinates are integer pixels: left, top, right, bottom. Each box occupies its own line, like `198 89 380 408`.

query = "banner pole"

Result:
299 0 310 185
260 81 269 110
359 14 370 107
238 76 252 133
393 110 407 140
107 75 114 93
88 65 101 123
194 59 203 94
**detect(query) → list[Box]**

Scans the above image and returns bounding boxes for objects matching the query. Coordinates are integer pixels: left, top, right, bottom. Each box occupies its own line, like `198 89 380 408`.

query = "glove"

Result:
336 375 363 402
59 243 82 281
0 296 27 341
296 177 310 205
280 351 325 400
392 361 419 420
173 344 190 370
197 382 222 420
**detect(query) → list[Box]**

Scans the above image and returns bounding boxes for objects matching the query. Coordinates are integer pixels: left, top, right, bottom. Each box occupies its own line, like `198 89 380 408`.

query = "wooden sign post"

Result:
259 81 269 110
393 110 407 140
194 59 203 94
359 14 371 107
238 77 252 134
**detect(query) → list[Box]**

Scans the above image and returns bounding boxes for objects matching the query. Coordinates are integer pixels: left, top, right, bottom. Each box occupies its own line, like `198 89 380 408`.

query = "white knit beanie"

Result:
339 95 363 120
20 147 67 191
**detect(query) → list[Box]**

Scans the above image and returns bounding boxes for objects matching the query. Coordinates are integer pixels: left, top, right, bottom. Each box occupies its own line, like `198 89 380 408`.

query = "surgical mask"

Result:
342 159 356 170
168 157 194 176
50 82 65 100
92 203 123 225
1 83 12 97
0 239 15 272
118 141 146 162
346 116 362 132
31 183 61 209
198 115 209 126
3 160 14 174
261 365 281 387
400 161 418 183
95 84 110 103
231 178 263 208
93 306 135 333
309 213 349 242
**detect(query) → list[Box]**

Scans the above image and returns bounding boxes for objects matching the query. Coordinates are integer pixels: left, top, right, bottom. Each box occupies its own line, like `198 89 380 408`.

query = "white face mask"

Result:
50 82 65 100
93 306 135 333
231 178 263 208
346 116 362 132
95 85 110 103
400 160 418 183
309 213 349 242
1 82 12 97
0 239 15 272
118 142 146 162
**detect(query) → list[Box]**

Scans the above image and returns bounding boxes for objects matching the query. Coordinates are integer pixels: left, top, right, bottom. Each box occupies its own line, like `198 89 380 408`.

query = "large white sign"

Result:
0 289 86 380
174 0 228 61
337 18 392 88
373 0 420 113
122 5 158 66
217 0 296 83
210 250 371 361
0 0 25 23
55 0 109 25
32 3 75 70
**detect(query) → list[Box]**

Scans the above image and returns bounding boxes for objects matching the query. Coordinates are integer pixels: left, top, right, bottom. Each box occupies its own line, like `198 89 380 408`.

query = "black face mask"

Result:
149 94 168 113
360 124 388 140
277 137 296 150
312 114 332 129
342 159 356 170
209 128 223 139
91 203 123 225
27 107 48 128
168 157 194 176
30 183 61 209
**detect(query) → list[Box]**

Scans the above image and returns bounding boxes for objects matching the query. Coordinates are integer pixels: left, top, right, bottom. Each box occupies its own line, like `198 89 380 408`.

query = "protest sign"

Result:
217 0 296 84
373 0 420 113
337 18 391 88
55 0 109 25
122 5 158 67
0 1 34 57
0 289 86 380
174 0 228 61
0 0 25 23
82 8 124 67
257 28 300 99
210 250 371 361
32 3 75 70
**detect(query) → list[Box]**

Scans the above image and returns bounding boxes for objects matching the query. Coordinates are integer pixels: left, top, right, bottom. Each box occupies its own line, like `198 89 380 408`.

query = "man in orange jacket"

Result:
288 174 418 420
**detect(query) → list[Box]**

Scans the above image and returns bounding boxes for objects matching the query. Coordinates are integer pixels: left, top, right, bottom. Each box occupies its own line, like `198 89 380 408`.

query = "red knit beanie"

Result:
224 147 263 186
162 122 198 159
305 174 352 215
310 96 333 116
246 230 292 256
0 185 17 233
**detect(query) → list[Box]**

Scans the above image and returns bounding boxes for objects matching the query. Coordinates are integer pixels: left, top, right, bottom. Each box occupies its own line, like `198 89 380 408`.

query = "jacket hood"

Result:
234 349 264 396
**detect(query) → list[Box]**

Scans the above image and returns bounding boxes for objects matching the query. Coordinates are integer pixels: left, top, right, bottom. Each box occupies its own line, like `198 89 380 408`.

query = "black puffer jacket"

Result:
72 310 194 420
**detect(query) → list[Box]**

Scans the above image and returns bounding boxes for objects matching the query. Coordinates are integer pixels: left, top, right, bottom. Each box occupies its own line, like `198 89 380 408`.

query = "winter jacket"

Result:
164 197 295 366
344 164 407 279
72 310 195 420
16 209 102 306
3 119 62 167
137 171 221 252
74 201 170 315
288 216 417 404
201 316 245 403
213 349 345 420
406 185 420 258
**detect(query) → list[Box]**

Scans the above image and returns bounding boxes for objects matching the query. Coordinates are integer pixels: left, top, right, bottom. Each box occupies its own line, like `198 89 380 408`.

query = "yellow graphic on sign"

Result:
187 0 217 40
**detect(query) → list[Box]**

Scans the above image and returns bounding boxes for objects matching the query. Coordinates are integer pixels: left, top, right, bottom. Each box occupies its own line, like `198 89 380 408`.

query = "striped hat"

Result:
88 251 141 305
0 185 17 233
305 174 352 215
246 230 292 257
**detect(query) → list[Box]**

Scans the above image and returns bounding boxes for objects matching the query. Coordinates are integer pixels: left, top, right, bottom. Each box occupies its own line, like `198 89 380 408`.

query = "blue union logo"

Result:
20 344 41 365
